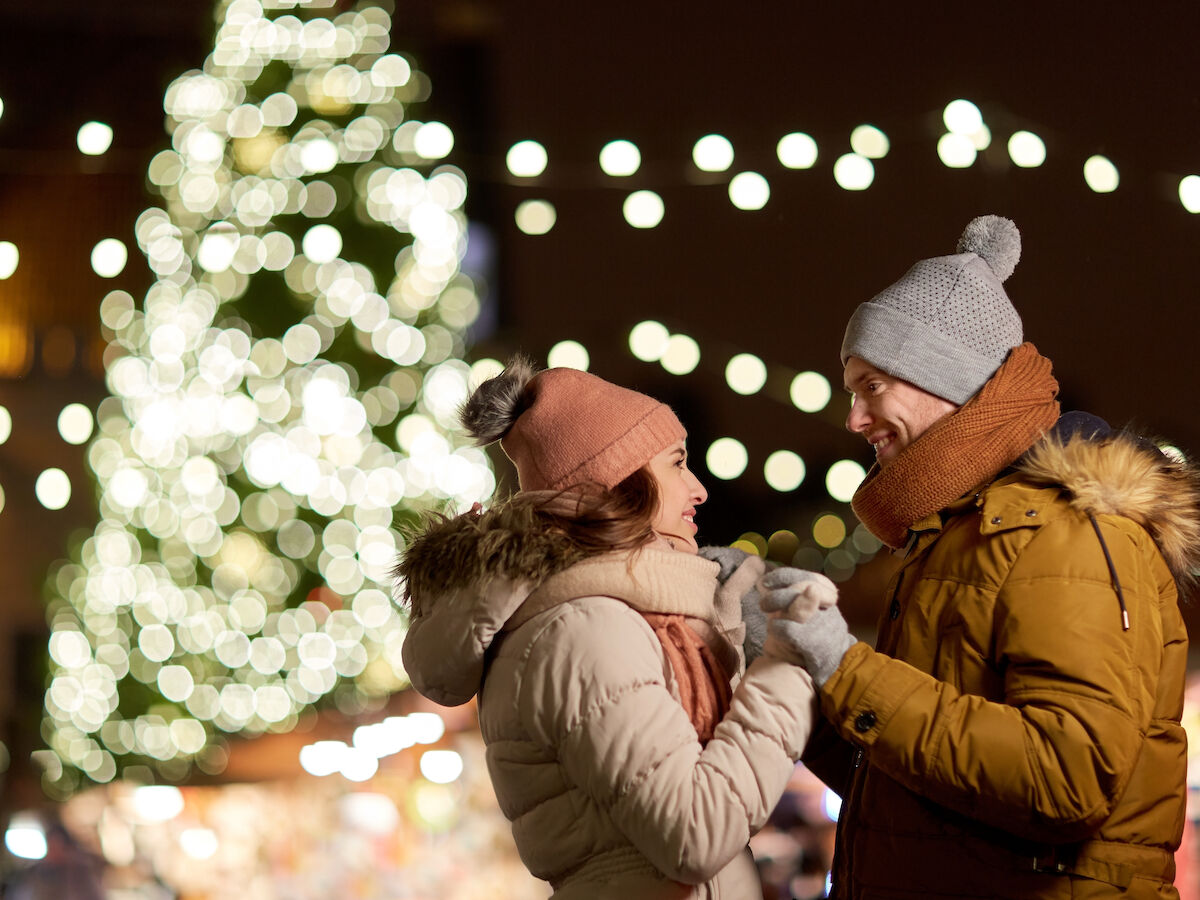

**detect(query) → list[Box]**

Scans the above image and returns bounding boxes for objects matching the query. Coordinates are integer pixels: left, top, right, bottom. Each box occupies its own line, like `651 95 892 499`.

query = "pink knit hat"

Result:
460 358 685 491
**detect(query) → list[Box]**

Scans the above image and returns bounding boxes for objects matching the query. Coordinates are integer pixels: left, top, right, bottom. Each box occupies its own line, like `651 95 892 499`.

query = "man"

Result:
774 215 1197 898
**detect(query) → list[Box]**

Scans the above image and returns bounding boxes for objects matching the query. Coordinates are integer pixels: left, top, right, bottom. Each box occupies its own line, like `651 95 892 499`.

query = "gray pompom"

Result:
956 215 1021 282
459 355 538 445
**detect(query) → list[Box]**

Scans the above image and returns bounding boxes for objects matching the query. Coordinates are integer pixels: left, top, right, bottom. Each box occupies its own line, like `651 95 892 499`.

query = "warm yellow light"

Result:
764 450 805 492
0 242 17 279
813 513 846 549
825 460 866 502
725 353 767 394
850 125 889 159
789 371 831 413
57 403 94 445
660 333 699 375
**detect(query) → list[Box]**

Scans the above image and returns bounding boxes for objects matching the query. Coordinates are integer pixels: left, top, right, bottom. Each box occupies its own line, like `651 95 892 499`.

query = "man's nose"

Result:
846 398 870 433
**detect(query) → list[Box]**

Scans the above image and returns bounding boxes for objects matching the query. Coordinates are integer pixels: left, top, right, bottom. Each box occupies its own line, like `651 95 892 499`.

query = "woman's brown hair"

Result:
536 466 661 554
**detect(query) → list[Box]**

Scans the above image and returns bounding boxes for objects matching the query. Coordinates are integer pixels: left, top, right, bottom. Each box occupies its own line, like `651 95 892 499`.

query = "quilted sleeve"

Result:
520 598 817 884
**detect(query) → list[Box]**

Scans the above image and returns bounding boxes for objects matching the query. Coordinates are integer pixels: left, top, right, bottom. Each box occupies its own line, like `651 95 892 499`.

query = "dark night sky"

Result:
0 0 1198 645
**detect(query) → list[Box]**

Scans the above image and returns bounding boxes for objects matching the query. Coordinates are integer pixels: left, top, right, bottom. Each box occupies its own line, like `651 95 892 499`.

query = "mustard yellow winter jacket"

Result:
805 433 1196 899
400 500 818 898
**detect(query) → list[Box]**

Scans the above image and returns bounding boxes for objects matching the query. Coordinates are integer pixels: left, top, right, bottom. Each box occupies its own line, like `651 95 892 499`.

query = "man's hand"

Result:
759 569 856 686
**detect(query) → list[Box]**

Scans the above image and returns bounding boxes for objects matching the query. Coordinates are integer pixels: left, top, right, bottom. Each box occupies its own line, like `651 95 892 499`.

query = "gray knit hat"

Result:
840 215 1024 405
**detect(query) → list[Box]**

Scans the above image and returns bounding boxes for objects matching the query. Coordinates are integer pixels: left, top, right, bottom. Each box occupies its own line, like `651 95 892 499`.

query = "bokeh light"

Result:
0 242 16 279
850 125 889 158
789 371 831 413
692 134 734 172
77 121 114 156
57 403 94 445
35 469 72 510
629 320 670 362
0 406 10 444
728 172 770 210
1180 176 1200 214
813 513 847 549
659 333 700 375
514 199 556 235
825 459 867 503
833 153 874 190
413 122 454 159
547 340 589 371
1083 155 1119 193
725 353 767 395
90 239 128 278
943 99 982 134
763 450 805 492
777 132 818 169
623 190 664 228
1008 131 1046 168
706 437 748 480
506 140 548 177
599 140 641 176
937 133 977 168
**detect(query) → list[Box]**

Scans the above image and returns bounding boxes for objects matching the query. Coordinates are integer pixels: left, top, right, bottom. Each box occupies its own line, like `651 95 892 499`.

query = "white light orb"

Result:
514 199 556 235
706 437 748 480
198 225 239 272
0 242 17 279
302 224 342 263
91 238 128 278
692 134 734 172
969 124 992 151
943 99 983 135
728 172 770 210
300 138 338 173
547 340 589 371
1083 155 1119 193
850 124 889 159
5 817 46 861
936 133 977 168
1007 130 1046 167
724 353 767 395
35 468 71 510
132 785 185 822
660 333 700 375
764 450 806 492
789 370 832 413
420 749 464 784
0 406 9 444
825 459 867 503
57 403 93 445
622 190 664 228
414 121 454 159
629 320 671 362
506 140 548 177
832 153 874 190
77 121 114 156
599 140 641 176
777 132 818 169
180 828 219 860
1179 175 1200 214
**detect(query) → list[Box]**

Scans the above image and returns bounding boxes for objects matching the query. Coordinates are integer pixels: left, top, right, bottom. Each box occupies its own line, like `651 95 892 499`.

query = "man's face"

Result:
843 356 958 467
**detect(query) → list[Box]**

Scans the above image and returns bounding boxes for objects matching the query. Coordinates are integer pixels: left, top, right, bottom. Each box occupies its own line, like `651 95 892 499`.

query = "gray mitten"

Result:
764 604 857 688
758 567 838 621
740 586 767 666
698 544 751 583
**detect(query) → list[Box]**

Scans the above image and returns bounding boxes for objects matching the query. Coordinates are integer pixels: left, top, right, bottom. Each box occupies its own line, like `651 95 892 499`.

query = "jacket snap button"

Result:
990 516 1002 525
854 711 876 733
1025 509 1038 517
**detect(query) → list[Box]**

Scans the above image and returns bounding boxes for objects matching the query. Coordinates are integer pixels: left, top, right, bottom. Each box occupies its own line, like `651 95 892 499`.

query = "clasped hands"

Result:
757 567 856 687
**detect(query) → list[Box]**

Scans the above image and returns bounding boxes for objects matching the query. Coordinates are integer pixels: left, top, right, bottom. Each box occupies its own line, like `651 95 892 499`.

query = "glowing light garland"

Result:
42 0 492 793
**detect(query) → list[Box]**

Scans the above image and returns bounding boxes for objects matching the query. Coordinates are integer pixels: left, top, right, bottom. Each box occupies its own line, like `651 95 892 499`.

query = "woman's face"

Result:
647 440 708 553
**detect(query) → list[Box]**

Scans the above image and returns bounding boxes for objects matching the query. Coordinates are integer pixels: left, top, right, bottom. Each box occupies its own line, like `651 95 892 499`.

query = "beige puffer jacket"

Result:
400 501 818 898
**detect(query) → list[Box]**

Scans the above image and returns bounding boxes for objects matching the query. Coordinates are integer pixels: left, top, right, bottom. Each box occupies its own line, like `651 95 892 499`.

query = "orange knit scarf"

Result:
851 342 1061 549
641 613 733 745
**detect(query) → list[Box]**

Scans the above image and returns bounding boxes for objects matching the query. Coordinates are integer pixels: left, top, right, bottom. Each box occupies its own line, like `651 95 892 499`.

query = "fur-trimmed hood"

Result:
1017 430 1200 599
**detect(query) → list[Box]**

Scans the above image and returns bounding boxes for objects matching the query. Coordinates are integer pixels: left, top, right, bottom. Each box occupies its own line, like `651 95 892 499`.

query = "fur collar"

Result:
1017 432 1200 598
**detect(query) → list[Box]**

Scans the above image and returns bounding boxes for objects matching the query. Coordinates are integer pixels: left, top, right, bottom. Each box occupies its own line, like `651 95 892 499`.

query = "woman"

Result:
397 358 829 898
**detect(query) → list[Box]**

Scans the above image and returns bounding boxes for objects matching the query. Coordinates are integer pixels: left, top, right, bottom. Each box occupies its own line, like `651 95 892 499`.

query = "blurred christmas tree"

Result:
40 0 496 794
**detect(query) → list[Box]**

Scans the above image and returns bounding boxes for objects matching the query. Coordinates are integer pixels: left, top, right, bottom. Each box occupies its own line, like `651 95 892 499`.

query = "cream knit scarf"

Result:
852 342 1061 549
